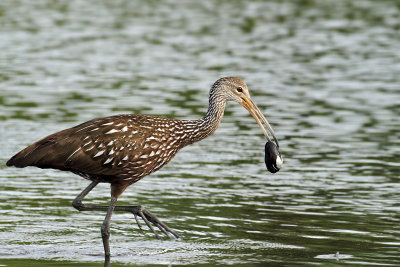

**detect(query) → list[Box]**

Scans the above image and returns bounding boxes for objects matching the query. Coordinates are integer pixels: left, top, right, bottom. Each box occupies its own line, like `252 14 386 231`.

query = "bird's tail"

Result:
6 138 57 168
6 128 73 170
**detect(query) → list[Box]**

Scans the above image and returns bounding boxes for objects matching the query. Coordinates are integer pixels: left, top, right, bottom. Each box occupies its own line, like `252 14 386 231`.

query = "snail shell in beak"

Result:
265 141 283 173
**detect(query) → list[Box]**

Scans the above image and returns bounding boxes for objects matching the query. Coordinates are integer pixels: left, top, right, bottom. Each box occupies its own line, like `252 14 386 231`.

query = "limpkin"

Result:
6 77 279 257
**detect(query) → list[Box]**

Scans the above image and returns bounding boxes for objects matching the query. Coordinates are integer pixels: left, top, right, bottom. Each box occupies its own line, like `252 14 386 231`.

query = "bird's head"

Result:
213 76 279 147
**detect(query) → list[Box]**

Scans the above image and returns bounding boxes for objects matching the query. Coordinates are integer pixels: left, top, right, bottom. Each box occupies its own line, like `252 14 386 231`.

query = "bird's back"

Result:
7 114 186 184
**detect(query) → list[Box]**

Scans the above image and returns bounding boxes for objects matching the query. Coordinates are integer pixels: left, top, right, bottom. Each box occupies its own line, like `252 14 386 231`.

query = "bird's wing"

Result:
7 115 156 177
63 115 155 176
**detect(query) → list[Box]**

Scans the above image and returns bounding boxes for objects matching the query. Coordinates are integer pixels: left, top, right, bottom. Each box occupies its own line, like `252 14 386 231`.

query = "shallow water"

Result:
1 0 400 266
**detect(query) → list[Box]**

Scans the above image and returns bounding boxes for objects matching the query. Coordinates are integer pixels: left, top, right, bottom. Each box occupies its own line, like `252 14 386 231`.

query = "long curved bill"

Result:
240 97 279 148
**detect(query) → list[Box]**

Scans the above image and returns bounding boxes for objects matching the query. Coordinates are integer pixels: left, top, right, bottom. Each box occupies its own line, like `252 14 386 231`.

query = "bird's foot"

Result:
131 205 180 240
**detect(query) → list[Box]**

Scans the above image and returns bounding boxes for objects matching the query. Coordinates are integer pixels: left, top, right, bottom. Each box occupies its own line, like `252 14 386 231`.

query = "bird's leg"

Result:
71 181 116 257
101 196 117 257
72 181 100 211
111 205 180 239
72 182 180 241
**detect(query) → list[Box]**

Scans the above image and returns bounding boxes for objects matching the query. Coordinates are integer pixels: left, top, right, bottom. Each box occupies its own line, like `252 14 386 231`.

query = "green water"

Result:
1 0 400 266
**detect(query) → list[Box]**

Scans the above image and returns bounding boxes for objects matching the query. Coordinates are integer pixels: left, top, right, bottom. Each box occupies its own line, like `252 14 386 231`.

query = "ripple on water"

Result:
1 0 400 266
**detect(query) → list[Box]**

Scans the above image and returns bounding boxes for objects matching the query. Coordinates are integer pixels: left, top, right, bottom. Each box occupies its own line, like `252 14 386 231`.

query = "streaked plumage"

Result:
7 113 224 195
6 76 279 257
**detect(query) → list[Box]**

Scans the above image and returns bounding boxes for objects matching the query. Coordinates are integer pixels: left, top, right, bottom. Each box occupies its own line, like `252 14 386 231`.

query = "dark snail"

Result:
265 141 283 173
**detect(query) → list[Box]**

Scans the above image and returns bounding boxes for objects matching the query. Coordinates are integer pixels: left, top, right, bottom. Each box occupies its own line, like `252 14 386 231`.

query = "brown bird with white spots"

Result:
6 77 279 257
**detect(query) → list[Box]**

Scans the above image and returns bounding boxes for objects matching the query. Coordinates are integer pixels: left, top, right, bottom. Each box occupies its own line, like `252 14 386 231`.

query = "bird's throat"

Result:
182 96 226 146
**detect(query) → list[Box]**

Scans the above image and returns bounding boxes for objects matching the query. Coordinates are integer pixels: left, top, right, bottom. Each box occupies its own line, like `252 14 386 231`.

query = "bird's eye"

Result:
237 87 243 93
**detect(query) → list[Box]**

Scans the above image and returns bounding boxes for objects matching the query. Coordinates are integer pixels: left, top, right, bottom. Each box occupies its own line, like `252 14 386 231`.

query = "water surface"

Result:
1 0 400 266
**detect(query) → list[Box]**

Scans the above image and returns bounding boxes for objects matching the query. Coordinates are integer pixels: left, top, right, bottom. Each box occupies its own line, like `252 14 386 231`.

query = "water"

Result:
1 0 399 266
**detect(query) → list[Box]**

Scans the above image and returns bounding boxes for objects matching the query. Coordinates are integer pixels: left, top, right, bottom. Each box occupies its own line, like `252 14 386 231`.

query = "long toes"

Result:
155 219 180 238
142 209 181 239
139 210 162 240
133 213 143 231
132 206 180 240
146 214 180 238
153 221 170 237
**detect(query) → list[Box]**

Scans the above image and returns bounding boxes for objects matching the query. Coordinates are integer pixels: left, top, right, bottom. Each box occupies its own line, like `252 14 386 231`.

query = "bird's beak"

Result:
240 97 279 147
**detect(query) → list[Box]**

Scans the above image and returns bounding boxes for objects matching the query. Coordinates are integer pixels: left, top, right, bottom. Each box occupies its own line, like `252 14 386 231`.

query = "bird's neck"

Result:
182 92 226 145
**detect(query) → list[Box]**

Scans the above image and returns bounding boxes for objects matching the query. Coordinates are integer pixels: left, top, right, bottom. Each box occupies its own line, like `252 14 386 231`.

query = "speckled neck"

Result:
182 85 227 145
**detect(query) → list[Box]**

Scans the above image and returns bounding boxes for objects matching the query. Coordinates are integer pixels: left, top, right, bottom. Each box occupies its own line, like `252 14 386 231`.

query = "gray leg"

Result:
72 181 99 211
104 255 110 267
101 197 117 257
71 182 180 255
